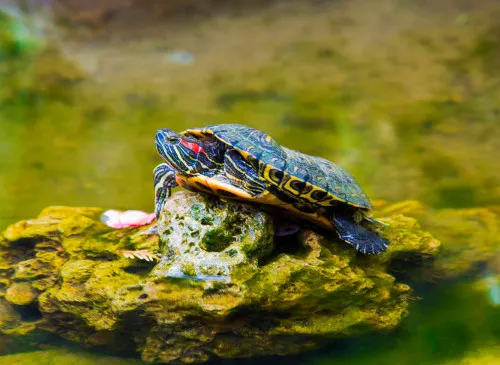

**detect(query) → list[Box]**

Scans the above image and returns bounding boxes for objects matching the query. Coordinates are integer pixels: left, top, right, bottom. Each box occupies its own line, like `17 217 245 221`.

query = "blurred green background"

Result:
2 0 500 230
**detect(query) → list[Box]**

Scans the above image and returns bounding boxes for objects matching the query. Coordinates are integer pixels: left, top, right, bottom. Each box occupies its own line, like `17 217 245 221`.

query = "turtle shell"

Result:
184 124 372 210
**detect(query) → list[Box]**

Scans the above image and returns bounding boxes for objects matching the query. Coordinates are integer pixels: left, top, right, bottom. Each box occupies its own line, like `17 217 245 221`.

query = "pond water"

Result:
1 0 500 364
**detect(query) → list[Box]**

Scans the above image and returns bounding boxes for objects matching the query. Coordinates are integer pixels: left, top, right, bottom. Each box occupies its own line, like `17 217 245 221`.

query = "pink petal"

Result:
101 210 156 228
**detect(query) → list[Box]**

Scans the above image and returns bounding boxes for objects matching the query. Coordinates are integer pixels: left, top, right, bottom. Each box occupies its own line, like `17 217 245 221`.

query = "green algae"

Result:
0 298 22 332
5 282 37 305
0 192 441 363
1 196 496 364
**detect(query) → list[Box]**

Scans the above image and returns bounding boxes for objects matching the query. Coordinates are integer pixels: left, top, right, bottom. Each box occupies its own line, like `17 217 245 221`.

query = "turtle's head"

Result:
155 128 209 174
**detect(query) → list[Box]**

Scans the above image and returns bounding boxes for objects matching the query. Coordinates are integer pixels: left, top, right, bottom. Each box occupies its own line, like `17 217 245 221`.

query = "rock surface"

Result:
0 191 441 363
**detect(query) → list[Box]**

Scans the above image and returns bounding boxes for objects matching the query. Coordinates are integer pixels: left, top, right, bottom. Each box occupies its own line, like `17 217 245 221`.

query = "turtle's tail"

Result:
331 214 389 254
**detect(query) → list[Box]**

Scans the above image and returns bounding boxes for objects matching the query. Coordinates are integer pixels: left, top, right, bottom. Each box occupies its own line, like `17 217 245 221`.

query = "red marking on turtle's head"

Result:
180 139 205 155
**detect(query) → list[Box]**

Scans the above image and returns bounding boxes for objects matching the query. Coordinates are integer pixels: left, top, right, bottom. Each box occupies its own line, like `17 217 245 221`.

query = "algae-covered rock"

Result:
0 298 22 332
0 192 440 363
5 282 38 305
153 191 274 281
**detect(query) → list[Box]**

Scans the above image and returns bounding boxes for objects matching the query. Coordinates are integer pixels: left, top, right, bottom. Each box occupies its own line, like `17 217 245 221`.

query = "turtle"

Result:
152 123 389 254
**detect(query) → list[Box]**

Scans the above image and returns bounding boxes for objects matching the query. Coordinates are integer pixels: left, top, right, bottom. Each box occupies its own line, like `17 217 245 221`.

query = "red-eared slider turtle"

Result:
152 124 389 254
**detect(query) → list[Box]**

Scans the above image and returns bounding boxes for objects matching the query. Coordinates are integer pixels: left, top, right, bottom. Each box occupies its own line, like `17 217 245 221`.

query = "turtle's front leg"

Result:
154 163 178 217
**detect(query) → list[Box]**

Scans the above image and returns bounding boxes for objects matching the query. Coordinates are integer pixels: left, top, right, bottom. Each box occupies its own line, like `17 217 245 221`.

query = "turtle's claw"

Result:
101 210 156 229
141 225 159 235
365 216 389 227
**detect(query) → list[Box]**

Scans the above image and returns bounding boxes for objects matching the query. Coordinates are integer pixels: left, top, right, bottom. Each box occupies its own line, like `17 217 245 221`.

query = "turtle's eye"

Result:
168 136 179 144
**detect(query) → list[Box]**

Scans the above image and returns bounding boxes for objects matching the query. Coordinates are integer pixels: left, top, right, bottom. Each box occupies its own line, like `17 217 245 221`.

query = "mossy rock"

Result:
153 191 275 281
0 191 447 363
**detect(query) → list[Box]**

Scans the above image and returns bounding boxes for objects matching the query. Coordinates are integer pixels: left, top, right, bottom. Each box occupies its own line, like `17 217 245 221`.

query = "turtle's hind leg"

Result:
331 214 389 254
